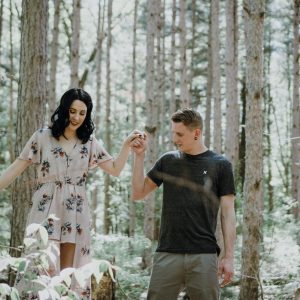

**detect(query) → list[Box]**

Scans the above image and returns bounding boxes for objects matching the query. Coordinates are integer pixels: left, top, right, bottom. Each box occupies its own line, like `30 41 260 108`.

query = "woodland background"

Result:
0 0 300 299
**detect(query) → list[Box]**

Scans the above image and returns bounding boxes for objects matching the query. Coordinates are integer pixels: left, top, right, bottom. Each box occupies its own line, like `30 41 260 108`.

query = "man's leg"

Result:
147 252 185 300
185 253 220 300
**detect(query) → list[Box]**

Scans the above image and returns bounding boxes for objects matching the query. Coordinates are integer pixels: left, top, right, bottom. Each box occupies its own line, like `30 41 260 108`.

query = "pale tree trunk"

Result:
104 0 113 235
144 0 158 242
205 8 212 149
211 0 221 154
0 0 3 69
189 0 196 101
92 0 106 232
179 0 189 107
142 0 159 269
264 0 273 212
129 0 139 237
48 0 61 117
169 0 176 149
10 0 48 258
239 1 264 299
70 0 80 87
159 0 166 151
292 0 300 219
225 0 239 172
8 0 15 163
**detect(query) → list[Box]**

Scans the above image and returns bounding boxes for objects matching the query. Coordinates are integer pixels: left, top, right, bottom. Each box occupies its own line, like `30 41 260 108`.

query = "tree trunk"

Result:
10 0 48 258
0 0 3 69
104 0 113 235
48 0 61 117
292 0 300 219
211 0 221 154
91 0 106 233
189 0 196 103
70 0 81 87
179 0 189 107
264 0 274 212
225 0 239 172
205 7 213 149
144 0 158 242
129 0 139 237
8 0 15 163
169 0 177 149
239 1 265 299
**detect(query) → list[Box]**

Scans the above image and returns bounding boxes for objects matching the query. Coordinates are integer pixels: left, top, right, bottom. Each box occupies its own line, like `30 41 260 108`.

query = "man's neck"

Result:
184 143 208 155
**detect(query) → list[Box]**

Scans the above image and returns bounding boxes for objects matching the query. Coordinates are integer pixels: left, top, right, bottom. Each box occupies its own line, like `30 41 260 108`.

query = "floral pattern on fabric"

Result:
17 129 112 299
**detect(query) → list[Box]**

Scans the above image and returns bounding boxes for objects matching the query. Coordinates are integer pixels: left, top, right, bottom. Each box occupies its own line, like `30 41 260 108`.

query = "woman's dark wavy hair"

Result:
50 88 95 143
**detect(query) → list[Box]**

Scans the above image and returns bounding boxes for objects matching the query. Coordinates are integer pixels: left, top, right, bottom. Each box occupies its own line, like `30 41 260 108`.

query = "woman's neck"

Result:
62 128 77 140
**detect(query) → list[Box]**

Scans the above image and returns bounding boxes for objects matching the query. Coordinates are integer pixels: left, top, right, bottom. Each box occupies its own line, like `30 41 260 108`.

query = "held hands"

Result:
124 130 147 154
217 257 234 288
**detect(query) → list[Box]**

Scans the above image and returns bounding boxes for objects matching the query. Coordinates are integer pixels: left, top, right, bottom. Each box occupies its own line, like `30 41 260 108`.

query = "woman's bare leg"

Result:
60 243 76 270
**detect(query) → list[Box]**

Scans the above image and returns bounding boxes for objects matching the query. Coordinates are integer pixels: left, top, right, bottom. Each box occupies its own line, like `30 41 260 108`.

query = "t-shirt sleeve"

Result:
147 156 163 187
18 130 42 164
217 159 236 197
89 136 113 169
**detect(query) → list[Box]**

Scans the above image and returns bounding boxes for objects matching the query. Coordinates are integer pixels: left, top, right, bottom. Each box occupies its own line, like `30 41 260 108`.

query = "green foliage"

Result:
0 218 114 300
92 233 152 298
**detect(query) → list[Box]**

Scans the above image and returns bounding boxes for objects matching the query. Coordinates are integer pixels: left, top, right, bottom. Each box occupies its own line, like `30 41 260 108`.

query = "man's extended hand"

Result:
217 257 234 288
131 132 147 155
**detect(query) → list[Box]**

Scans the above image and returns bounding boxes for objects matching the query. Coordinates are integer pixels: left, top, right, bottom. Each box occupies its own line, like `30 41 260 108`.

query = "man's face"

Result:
171 121 196 153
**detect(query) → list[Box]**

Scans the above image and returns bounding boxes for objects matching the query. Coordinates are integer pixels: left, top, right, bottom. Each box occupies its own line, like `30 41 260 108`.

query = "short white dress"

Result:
16 128 112 299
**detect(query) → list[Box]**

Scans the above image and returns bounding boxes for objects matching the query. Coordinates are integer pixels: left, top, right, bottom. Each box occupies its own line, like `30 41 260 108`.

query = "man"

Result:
131 108 236 300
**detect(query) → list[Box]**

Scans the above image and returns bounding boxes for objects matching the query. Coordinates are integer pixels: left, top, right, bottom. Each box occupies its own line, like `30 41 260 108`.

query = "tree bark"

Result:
70 0 81 87
10 0 48 258
48 0 61 117
144 0 158 242
104 0 113 234
292 0 300 219
211 0 221 154
225 0 239 171
129 0 139 237
169 0 177 149
179 0 189 107
205 7 213 149
239 1 265 299
8 0 15 163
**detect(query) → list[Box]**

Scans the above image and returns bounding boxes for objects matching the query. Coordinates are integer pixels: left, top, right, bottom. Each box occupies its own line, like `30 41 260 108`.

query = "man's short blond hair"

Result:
171 108 203 131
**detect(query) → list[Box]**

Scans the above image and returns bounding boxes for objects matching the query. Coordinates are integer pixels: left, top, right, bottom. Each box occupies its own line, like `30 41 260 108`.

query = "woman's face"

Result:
67 99 87 132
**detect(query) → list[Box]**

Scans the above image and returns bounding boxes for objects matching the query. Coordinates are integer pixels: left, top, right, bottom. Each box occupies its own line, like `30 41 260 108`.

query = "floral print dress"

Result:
17 128 112 299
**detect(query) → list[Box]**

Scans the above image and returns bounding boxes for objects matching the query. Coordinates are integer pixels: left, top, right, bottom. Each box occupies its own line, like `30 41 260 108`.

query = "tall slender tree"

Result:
179 0 189 107
92 0 106 232
205 8 213 149
169 0 177 149
144 0 158 241
8 0 15 163
292 0 300 219
10 0 48 257
70 0 81 87
225 0 239 172
129 0 139 237
104 0 113 234
239 0 265 299
48 0 61 117
211 0 221 154
0 0 3 71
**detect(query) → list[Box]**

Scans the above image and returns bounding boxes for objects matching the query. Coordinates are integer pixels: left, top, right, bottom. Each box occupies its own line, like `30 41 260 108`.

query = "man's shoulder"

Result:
159 150 181 160
205 151 233 167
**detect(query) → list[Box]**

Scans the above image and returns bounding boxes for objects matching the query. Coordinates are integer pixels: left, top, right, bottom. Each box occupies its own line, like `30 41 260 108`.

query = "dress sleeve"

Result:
18 130 42 164
89 136 113 169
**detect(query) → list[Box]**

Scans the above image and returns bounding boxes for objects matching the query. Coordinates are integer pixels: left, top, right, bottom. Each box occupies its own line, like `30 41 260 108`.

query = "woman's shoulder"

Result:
33 127 52 140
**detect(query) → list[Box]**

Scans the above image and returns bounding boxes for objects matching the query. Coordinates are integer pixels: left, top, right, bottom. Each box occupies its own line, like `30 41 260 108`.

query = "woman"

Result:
0 88 143 299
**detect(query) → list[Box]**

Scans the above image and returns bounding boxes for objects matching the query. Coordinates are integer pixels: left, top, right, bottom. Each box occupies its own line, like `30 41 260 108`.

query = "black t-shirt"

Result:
147 150 235 254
